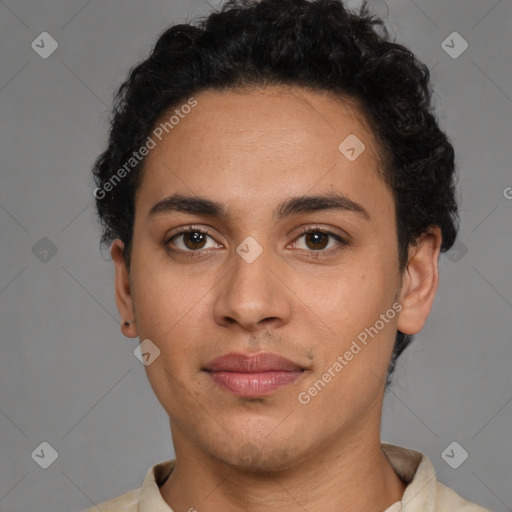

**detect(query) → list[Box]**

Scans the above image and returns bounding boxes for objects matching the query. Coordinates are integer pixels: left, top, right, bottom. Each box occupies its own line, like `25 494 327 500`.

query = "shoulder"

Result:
382 443 493 512
435 480 493 511
81 486 141 512
79 459 175 512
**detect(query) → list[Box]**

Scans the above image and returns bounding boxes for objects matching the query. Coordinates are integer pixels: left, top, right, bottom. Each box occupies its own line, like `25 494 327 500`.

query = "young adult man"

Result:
87 1 491 510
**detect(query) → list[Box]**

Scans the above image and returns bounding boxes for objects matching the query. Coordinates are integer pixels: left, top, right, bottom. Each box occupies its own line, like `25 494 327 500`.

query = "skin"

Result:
111 85 442 512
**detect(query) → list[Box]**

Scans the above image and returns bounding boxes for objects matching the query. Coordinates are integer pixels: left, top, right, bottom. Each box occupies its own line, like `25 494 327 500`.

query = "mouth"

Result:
203 352 306 398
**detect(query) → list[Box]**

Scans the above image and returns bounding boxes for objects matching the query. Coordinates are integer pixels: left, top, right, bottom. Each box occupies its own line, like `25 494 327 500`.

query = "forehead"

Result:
136 86 392 222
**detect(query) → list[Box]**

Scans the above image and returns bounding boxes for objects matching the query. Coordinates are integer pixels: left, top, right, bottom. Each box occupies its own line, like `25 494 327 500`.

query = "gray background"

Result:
0 0 510 511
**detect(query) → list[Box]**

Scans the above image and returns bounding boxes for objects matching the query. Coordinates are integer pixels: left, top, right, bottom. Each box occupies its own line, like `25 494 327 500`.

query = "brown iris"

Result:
183 231 208 250
304 231 329 250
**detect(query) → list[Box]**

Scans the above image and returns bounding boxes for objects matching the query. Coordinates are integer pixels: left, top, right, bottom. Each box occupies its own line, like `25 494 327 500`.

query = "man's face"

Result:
120 86 405 470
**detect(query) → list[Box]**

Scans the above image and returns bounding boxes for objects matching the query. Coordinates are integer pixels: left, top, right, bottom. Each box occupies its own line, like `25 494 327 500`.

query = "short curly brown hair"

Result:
92 0 459 387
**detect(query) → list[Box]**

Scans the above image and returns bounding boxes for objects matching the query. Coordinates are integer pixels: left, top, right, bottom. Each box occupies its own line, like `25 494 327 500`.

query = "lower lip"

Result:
206 370 303 397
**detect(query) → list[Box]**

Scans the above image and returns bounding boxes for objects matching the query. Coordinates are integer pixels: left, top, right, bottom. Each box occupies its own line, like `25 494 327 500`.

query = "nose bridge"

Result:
214 235 290 329
228 236 276 303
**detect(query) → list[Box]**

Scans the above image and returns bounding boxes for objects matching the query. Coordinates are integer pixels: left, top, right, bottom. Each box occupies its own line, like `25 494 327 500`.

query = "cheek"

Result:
132 266 209 413
307 253 399 383
299 300 397 425
130 238 208 336
312 258 394 331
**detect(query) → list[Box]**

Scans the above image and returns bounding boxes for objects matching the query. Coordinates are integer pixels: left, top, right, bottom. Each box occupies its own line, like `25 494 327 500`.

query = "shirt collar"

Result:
139 457 175 512
381 443 437 512
138 443 432 512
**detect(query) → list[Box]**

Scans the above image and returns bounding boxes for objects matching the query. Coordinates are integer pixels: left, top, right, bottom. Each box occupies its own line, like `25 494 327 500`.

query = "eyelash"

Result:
164 224 349 259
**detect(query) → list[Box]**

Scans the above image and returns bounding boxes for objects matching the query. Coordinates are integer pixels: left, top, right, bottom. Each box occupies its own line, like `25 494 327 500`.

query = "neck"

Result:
160 427 407 512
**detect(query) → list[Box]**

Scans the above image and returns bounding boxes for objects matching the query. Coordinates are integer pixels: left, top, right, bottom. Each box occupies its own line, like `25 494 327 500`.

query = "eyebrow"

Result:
148 192 371 221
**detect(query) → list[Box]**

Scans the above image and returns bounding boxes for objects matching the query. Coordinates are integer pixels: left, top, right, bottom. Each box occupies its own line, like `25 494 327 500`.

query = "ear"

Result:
396 226 442 335
111 239 138 338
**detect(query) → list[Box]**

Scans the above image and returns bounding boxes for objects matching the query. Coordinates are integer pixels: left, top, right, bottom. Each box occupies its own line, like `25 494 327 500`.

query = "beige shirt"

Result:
83 443 492 511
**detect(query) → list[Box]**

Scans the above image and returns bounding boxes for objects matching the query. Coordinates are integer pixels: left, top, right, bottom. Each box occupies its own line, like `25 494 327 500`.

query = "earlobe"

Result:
396 227 442 336
111 239 138 338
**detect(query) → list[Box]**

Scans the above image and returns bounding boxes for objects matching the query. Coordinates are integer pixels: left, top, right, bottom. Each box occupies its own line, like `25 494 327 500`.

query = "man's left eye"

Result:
292 228 348 252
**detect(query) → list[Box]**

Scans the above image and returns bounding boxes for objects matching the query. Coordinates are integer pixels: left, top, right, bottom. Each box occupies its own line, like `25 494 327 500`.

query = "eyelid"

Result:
294 224 351 243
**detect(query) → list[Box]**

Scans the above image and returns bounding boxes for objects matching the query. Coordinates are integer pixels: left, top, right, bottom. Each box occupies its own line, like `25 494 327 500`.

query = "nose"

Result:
212 243 292 332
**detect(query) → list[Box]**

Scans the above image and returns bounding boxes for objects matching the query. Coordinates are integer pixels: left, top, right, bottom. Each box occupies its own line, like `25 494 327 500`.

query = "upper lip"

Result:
204 352 304 372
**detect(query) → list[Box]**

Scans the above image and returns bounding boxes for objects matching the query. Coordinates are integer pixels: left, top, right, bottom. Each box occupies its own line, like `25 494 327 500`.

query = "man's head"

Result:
92 0 458 471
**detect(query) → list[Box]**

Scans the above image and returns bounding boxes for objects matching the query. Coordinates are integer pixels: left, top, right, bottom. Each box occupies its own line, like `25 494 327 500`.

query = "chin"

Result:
214 441 303 474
